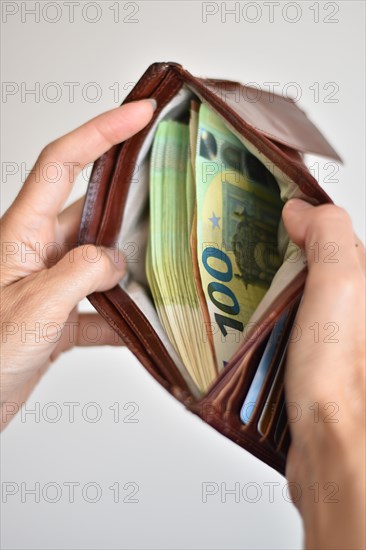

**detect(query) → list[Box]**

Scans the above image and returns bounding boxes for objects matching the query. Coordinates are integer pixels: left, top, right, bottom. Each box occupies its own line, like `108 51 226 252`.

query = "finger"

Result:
282 199 363 279
283 201 365 423
75 313 124 347
58 196 85 245
1 196 87 283
38 195 85 267
48 308 124 363
40 244 126 316
12 99 157 221
354 233 366 274
1 361 51 431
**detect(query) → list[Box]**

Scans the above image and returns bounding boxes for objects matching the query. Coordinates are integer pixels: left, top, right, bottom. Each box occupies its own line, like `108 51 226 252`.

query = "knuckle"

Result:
38 138 64 165
306 205 353 250
315 204 351 226
331 274 360 295
310 270 364 302
39 141 57 162
72 245 108 274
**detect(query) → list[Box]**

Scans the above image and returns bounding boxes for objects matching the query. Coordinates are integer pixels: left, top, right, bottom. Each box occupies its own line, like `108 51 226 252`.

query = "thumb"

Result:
282 198 359 272
44 244 125 312
281 198 314 247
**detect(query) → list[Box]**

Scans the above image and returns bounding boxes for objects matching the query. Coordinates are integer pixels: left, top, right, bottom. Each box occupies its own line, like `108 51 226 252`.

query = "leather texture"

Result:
79 62 338 475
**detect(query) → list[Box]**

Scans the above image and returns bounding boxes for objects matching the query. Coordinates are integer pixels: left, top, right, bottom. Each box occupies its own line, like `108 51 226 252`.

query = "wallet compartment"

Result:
79 62 337 474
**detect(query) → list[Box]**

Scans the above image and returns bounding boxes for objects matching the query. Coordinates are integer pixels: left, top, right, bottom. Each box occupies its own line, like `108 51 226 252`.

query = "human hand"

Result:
0 98 156 429
282 199 365 549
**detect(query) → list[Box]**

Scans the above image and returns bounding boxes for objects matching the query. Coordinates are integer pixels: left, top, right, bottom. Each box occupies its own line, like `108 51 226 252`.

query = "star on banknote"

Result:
209 212 221 229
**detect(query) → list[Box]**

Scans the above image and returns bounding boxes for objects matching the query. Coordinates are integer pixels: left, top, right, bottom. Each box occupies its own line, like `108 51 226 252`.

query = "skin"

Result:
0 99 156 425
282 200 365 549
1 100 365 549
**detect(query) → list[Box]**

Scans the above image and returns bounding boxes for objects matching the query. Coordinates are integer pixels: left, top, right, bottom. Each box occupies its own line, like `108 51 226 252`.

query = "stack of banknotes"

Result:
146 101 284 395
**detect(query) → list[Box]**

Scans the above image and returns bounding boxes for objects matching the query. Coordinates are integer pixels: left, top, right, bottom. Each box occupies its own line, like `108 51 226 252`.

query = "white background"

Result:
1 1 365 549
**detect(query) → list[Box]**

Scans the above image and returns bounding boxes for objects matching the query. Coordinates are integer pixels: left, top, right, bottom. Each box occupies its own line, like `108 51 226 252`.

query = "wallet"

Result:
78 62 341 475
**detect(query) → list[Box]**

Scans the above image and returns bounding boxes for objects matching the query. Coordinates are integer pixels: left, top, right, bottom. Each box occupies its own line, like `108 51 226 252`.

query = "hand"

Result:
282 199 365 550
0 98 156 429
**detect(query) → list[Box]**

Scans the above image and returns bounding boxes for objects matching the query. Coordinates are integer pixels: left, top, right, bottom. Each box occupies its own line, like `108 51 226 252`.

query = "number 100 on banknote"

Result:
196 105 283 370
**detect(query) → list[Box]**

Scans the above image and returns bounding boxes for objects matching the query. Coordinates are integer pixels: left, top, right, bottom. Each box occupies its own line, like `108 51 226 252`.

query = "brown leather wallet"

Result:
78 62 341 475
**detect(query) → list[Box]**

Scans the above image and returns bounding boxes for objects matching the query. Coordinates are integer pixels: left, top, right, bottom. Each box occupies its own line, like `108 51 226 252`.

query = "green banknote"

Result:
195 104 283 370
146 118 217 393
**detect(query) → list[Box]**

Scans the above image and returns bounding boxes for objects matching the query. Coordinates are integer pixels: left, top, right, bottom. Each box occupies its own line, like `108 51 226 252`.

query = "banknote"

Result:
188 101 217 361
146 102 286 393
146 117 217 393
195 104 284 370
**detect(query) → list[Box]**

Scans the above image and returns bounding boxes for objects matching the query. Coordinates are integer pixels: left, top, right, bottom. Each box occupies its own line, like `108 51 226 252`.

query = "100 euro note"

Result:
146 118 217 394
195 104 284 370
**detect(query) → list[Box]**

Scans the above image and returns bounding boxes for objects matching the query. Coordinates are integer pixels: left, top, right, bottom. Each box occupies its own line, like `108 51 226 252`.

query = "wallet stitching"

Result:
79 155 106 242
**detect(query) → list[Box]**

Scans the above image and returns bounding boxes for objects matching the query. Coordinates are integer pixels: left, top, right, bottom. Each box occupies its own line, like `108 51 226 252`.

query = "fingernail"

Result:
104 247 126 270
146 98 157 111
125 98 157 112
284 199 313 212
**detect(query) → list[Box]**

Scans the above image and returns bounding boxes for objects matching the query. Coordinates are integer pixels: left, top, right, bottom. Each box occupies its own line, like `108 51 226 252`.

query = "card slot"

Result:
239 305 297 429
196 334 270 424
191 307 294 473
197 301 299 432
261 388 289 452
252 298 300 434
258 381 291 461
274 400 288 447
256 318 290 439
240 350 282 428
277 425 291 459
259 382 285 440
262 388 286 447
199 298 292 402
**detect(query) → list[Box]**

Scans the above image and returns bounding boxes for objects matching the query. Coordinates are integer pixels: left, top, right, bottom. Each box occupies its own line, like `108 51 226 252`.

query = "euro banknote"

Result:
195 104 283 370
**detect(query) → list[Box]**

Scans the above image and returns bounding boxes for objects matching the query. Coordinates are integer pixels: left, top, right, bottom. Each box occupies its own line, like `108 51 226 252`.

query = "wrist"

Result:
287 420 365 549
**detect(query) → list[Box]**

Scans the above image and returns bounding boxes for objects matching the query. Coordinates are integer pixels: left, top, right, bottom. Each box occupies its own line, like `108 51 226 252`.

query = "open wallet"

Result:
78 62 342 475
